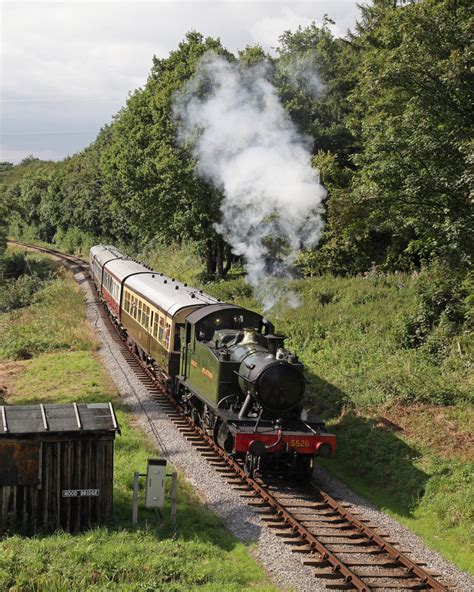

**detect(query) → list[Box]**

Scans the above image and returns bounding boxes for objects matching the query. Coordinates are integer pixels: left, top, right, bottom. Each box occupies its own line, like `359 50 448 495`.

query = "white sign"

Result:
62 489 100 498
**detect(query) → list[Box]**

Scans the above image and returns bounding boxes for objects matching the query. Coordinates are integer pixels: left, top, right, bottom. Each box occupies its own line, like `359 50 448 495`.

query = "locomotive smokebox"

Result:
238 354 305 415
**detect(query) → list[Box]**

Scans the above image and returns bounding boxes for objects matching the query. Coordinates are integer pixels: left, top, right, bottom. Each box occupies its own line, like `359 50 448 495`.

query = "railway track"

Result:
9 240 451 592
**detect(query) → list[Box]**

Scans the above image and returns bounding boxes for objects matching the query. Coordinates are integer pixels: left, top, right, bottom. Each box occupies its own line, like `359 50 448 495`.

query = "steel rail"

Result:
191 424 372 591
10 240 449 592
319 491 447 591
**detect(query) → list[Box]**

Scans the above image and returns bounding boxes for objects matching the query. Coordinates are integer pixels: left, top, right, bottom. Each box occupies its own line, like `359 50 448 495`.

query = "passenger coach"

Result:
89 245 218 375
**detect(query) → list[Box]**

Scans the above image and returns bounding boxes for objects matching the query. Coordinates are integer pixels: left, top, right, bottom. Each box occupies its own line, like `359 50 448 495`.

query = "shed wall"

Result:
0 436 114 533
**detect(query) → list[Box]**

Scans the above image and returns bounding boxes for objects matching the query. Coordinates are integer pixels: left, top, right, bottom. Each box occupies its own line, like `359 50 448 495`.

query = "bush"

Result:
0 251 58 312
53 227 100 256
3 250 57 281
0 275 43 312
399 261 469 350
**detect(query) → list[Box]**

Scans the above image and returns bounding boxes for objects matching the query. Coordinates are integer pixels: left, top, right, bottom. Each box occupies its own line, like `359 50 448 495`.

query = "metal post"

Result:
132 471 139 525
171 471 177 526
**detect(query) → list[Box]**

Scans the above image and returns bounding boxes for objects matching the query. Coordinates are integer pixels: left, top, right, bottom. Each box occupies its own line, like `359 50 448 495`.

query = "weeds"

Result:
0 276 98 360
0 250 59 313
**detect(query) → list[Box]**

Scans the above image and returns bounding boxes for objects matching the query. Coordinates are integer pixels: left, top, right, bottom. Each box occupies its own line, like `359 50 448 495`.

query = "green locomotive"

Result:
91 245 336 479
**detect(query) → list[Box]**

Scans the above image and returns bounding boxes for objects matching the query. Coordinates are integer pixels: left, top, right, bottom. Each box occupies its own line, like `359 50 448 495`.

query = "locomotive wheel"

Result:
215 421 234 453
244 452 258 479
190 406 200 426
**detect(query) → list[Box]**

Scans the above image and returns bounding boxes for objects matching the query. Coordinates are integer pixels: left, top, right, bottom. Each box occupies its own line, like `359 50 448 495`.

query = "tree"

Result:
348 0 473 269
276 18 359 166
100 32 235 277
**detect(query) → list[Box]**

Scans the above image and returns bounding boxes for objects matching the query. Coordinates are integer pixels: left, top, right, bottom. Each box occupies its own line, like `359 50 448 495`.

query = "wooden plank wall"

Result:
0 436 114 534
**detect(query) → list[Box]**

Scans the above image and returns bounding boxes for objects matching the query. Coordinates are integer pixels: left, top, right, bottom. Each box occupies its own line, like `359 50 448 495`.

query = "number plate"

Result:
289 439 311 448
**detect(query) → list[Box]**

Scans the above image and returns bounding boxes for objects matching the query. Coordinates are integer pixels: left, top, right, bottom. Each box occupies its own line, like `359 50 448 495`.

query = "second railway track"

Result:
10 240 452 592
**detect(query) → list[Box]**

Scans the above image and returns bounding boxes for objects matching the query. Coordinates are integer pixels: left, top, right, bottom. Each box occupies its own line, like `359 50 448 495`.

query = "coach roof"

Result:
103 257 148 282
125 272 218 318
91 245 125 268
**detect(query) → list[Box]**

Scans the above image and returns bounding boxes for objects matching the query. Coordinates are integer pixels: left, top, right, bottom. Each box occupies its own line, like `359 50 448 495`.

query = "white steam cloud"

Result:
174 53 326 310
278 52 326 99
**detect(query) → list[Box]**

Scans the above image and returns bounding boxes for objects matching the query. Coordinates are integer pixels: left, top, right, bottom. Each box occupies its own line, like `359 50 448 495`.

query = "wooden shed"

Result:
0 402 120 534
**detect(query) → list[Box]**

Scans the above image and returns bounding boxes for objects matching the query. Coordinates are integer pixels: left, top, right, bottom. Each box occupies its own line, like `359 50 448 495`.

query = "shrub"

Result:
0 275 43 312
3 251 57 281
399 261 469 350
0 251 58 312
53 227 100 256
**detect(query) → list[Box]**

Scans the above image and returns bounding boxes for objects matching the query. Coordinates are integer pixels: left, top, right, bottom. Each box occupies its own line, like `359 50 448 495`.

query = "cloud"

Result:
1 1 360 163
250 7 315 50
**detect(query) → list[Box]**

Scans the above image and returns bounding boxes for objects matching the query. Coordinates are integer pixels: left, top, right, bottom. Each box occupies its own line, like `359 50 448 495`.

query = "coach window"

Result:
153 314 159 339
159 317 164 342
124 292 130 313
165 323 171 348
138 301 143 325
143 304 150 329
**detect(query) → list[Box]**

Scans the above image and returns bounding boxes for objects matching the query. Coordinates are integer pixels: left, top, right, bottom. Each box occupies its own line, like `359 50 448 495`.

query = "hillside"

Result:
1 0 472 579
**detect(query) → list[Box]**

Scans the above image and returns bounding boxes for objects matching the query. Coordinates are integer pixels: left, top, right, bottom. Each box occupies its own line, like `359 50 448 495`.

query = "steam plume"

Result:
277 52 326 98
174 53 326 310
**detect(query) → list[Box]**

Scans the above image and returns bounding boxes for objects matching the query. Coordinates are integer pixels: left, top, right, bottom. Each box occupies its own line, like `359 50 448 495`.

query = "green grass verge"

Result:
0 274 98 361
319 455 474 573
0 269 277 592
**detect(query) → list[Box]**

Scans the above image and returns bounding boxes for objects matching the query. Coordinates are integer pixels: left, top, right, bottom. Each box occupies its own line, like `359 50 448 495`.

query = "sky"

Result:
1 0 361 164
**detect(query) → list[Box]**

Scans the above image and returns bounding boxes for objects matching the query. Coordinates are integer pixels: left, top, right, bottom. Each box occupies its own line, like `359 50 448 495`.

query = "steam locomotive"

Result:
90 245 336 479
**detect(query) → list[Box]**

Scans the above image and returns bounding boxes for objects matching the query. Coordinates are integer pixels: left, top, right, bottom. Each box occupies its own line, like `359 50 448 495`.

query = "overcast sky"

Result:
1 1 361 164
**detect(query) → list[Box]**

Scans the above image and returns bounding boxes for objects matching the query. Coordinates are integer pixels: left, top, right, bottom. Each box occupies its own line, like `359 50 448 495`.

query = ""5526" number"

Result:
289 439 311 448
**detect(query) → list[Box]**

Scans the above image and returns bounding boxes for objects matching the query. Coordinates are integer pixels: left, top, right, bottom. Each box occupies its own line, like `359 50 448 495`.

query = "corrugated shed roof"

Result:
0 403 120 436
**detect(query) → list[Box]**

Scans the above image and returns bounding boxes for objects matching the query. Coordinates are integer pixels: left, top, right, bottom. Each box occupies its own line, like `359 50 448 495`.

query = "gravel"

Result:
73 263 473 592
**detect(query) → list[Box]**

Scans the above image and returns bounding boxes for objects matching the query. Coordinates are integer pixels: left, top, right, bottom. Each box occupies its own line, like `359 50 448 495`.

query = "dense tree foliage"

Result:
1 1 472 278
347 0 473 270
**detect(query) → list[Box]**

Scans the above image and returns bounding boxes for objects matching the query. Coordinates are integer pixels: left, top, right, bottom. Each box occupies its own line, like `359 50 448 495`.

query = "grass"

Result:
0 272 99 360
320 455 473 573
142 243 473 574
0 257 277 592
